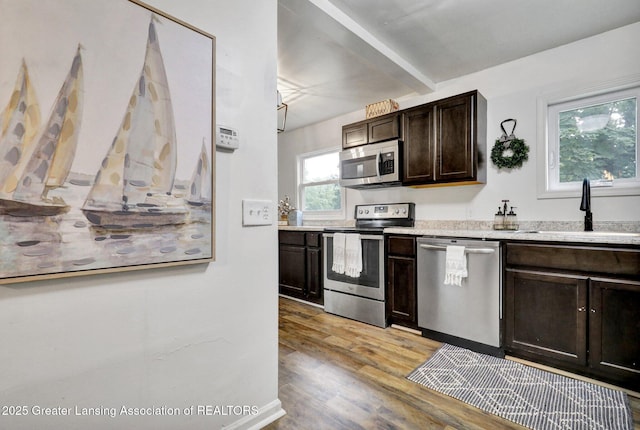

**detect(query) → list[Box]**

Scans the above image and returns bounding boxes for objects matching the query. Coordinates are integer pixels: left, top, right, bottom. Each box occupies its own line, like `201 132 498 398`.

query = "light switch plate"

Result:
242 199 273 226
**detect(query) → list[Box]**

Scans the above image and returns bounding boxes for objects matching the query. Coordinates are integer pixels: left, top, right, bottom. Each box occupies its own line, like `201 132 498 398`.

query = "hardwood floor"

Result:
266 297 640 430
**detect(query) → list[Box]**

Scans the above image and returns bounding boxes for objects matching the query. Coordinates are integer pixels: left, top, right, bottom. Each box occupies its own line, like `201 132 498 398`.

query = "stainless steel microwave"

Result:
339 140 402 189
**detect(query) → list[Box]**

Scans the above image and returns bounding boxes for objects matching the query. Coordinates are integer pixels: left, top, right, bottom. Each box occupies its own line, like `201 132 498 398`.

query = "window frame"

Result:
296 148 345 221
537 76 640 199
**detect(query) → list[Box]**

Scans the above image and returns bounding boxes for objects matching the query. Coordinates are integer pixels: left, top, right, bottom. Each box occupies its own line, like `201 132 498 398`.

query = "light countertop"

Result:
279 222 640 246
383 227 640 246
278 225 325 232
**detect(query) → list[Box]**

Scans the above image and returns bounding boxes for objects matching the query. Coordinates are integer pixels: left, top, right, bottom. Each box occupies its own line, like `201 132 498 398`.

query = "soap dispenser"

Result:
493 206 505 230
505 207 518 231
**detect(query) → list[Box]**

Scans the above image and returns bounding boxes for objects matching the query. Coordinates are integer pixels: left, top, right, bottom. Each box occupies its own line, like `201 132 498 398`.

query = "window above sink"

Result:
537 77 640 199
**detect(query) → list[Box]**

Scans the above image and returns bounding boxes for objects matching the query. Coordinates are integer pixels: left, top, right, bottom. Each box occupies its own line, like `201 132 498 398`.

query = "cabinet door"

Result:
306 246 323 304
589 279 640 390
342 122 367 149
387 255 417 327
368 114 400 144
505 270 588 368
279 244 306 298
435 94 474 181
402 105 434 184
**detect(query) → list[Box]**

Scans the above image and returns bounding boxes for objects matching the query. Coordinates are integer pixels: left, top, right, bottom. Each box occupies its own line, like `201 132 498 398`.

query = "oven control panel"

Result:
355 203 414 220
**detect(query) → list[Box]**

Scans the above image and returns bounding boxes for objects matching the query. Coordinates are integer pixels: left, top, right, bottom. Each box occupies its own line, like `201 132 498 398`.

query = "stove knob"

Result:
358 209 363 214
394 209 400 214
402 209 407 214
365 210 370 214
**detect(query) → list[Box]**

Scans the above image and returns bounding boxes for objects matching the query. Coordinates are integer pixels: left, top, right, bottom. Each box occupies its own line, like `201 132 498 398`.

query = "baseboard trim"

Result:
390 324 422 335
222 399 286 430
279 294 324 309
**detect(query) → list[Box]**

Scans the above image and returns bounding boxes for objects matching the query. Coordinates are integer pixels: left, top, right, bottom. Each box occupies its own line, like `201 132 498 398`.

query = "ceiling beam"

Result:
281 0 436 94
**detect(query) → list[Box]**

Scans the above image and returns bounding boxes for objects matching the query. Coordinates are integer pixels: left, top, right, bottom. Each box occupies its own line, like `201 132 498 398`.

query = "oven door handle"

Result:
419 243 495 254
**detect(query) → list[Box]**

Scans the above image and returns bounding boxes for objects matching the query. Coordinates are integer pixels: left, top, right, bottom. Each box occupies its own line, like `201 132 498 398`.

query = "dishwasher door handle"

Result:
419 243 496 254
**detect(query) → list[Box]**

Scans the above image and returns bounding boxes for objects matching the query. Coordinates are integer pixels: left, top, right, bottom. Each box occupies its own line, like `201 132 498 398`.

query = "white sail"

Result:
0 60 41 193
84 18 177 211
46 47 84 190
82 17 187 229
0 46 83 216
187 140 212 206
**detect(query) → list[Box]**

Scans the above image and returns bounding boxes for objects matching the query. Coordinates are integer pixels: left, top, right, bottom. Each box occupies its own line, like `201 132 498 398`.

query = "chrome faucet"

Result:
580 178 593 231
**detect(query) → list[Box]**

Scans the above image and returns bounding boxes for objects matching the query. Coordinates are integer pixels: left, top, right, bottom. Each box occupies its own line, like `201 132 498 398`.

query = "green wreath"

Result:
491 138 529 169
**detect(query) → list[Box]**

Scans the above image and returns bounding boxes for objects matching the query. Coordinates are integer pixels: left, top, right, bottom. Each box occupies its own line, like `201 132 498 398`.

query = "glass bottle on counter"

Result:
493 207 505 230
505 207 518 230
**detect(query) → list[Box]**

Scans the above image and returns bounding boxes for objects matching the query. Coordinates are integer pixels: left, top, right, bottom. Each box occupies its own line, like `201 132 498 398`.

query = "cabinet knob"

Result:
591 308 596 313
578 307 586 312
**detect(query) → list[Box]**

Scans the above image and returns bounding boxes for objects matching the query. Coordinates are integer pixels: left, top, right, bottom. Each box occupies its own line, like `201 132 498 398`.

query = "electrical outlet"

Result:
242 199 273 226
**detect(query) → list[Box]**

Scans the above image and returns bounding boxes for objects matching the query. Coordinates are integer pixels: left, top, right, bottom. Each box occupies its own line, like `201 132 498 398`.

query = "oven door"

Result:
323 233 385 301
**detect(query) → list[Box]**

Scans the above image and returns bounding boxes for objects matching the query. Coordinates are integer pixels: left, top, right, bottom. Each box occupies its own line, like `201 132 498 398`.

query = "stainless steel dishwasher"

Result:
417 237 502 355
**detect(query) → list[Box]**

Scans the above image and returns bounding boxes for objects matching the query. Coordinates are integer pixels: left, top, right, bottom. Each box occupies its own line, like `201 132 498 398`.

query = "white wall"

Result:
0 1 281 429
279 22 640 224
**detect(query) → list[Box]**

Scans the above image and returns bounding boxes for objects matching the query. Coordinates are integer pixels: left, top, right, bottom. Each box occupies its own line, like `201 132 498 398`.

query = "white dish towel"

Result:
331 233 346 274
444 245 467 286
344 233 362 278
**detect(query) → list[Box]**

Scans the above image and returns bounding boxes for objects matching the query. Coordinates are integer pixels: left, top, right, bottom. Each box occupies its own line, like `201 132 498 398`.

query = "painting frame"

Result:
0 0 215 285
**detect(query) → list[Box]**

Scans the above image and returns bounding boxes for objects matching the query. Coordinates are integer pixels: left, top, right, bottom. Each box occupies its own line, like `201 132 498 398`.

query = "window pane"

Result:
302 152 339 183
558 97 637 183
302 184 342 211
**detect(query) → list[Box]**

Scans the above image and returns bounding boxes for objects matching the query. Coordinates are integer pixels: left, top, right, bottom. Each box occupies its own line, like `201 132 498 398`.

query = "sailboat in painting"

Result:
82 17 188 229
187 141 212 208
0 60 41 190
0 46 83 216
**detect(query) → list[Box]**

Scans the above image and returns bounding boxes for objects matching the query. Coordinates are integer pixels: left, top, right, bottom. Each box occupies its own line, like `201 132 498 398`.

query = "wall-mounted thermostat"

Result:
216 125 239 151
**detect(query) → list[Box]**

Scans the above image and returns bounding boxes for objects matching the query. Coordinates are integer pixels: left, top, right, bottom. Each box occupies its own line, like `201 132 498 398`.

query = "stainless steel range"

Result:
323 203 415 328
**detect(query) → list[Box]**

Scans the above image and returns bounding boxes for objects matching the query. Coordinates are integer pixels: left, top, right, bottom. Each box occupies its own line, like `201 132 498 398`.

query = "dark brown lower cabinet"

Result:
386 235 417 328
505 242 640 391
278 230 323 305
505 270 588 368
306 246 323 302
279 244 306 297
589 279 640 388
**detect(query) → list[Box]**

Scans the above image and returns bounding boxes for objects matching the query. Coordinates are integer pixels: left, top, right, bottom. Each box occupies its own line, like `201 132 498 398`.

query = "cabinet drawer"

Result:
387 236 415 257
506 243 640 277
306 232 322 248
279 230 305 246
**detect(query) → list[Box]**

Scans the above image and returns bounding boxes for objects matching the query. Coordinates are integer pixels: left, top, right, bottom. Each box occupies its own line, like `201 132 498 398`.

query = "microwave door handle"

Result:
376 151 381 180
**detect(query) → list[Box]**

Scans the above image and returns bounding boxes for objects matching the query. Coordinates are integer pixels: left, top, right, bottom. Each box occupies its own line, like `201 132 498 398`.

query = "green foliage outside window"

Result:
303 184 341 211
300 151 342 213
558 98 636 183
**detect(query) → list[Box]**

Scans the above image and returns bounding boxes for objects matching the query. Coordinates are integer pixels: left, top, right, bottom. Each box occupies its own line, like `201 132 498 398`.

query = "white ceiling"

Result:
277 0 640 131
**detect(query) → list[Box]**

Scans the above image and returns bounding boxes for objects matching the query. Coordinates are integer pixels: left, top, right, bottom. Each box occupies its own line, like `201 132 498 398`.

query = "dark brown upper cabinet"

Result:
342 113 401 149
402 91 487 186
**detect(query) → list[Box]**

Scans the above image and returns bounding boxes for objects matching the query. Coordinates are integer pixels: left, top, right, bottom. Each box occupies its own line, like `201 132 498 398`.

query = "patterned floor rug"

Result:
407 344 633 430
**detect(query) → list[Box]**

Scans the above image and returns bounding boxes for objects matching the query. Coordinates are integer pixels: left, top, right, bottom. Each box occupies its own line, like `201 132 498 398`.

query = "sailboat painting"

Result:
0 0 215 284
